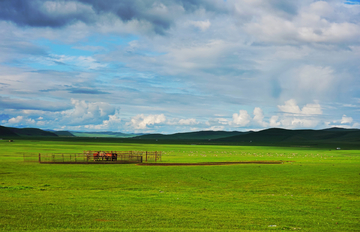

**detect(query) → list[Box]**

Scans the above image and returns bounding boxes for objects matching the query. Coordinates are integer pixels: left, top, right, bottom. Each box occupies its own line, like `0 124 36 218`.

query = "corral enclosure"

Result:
1 139 360 231
35 151 161 164
23 150 162 164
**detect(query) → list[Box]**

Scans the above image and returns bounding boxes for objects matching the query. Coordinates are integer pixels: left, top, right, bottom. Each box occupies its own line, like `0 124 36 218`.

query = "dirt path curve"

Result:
137 161 284 166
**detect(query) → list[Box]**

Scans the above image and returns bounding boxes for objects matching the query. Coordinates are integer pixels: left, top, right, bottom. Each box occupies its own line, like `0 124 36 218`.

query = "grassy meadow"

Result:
0 138 359 231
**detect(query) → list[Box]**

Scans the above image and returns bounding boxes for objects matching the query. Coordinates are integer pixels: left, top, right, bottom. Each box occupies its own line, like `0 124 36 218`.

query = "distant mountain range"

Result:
132 127 360 147
0 126 59 137
0 126 142 138
1 125 359 147
212 128 360 145
134 130 250 140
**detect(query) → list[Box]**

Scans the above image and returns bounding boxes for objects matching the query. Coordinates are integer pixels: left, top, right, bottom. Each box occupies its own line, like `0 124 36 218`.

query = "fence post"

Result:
52 154 55 162
63 154 64 163
75 153 77 162
146 151 148 162
39 153 41 163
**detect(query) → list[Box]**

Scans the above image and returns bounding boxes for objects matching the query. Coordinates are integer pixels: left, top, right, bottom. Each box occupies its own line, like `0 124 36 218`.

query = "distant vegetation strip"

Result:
134 130 249 140
0 125 359 148
70 131 140 138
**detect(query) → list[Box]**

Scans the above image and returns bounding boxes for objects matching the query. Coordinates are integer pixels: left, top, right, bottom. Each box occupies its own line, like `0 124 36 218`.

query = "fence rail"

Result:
38 151 161 164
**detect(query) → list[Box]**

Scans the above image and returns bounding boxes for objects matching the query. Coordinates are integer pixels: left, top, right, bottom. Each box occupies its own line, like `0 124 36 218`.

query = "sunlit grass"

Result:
0 139 359 231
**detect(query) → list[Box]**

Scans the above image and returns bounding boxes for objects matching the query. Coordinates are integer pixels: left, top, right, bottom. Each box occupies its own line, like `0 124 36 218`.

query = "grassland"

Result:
0 138 359 231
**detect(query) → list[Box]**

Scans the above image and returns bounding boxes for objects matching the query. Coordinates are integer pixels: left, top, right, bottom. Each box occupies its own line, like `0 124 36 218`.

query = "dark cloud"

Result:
270 0 298 16
39 86 109 94
80 0 226 34
0 0 225 34
67 87 110 94
0 96 71 111
0 0 95 28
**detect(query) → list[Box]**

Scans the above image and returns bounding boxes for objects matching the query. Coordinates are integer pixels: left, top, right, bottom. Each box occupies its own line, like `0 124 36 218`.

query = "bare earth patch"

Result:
137 161 284 166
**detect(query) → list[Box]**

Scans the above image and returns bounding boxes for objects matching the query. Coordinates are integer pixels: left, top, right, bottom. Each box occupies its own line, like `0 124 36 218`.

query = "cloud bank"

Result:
0 0 359 132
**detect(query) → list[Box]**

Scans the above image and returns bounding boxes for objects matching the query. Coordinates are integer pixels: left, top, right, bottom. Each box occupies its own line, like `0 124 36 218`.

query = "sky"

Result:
0 0 360 133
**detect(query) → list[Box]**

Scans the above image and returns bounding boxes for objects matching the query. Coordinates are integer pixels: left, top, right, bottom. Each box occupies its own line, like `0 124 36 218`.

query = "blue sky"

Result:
0 0 359 133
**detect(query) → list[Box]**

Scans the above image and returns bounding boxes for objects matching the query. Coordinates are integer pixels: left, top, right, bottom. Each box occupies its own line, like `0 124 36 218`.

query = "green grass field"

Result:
0 139 359 231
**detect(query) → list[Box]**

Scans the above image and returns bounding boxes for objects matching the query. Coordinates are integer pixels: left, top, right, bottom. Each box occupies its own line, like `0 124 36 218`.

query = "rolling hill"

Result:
8 127 58 137
0 126 58 137
213 128 360 146
0 126 19 137
134 130 250 140
0 126 139 138
1 125 359 148
52 131 75 137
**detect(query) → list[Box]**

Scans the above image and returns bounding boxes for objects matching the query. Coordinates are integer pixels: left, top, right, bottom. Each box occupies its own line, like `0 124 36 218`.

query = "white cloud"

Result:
278 99 322 115
27 118 35 124
159 39 232 73
206 126 225 131
232 110 251 126
301 103 322 115
6 116 35 125
178 118 197 125
268 99 324 128
214 118 230 125
165 118 198 126
189 20 211 31
341 115 353 124
37 121 45 126
8 116 24 124
61 99 116 125
253 107 268 127
242 1 360 44
269 115 281 127
128 114 166 129
280 117 319 128
278 99 301 114
353 122 360 128
85 111 122 130
308 1 333 17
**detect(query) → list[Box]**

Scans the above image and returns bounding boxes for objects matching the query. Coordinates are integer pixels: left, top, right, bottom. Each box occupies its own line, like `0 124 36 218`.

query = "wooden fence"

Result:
84 151 161 162
37 151 161 164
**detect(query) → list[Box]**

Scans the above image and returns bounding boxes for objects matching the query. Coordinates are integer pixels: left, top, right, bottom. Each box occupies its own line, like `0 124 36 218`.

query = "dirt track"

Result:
137 161 284 166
